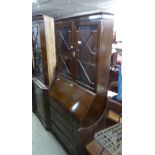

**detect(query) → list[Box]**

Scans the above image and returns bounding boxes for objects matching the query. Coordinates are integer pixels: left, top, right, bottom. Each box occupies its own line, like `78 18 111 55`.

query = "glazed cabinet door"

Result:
32 24 44 82
55 22 74 80
74 21 100 92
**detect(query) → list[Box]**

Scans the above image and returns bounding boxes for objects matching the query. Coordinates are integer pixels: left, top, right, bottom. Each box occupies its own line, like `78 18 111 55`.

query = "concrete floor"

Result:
32 113 68 155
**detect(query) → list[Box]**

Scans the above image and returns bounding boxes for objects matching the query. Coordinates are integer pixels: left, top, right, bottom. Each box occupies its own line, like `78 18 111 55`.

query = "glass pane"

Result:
75 24 98 91
75 60 96 91
32 25 44 82
56 25 72 79
76 25 97 64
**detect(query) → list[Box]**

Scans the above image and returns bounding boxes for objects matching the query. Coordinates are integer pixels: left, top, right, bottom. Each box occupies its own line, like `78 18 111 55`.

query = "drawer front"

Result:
50 107 79 147
50 105 78 135
49 97 79 128
50 106 77 135
51 122 78 155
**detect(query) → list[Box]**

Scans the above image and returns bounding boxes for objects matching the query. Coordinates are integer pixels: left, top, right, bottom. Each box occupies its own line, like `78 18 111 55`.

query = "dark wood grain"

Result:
33 80 50 130
49 75 107 126
49 12 114 155
32 15 56 130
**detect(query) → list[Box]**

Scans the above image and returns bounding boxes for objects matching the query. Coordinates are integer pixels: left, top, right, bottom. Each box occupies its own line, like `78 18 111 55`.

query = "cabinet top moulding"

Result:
54 11 114 21
32 14 46 22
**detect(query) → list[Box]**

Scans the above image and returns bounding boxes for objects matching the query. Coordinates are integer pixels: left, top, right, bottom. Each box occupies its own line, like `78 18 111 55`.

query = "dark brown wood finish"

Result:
33 79 50 129
49 12 114 155
32 15 56 130
49 75 107 126
97 19 114 95
32 16 49 85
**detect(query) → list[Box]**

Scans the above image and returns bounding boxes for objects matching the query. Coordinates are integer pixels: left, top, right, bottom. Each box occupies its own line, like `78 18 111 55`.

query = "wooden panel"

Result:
33 82 44 119
44 15 56 85
97 18 113 95
50 107 79 148
51 122 78 155
33 79 50 129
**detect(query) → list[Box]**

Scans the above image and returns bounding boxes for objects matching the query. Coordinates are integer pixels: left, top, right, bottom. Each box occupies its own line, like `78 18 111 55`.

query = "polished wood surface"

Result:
49 76 95 121
44 15 56 85
49 75 107 126
49 12 114 155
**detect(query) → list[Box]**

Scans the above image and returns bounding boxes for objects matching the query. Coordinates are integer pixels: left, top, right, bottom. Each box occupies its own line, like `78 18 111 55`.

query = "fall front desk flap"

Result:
48 75 107 126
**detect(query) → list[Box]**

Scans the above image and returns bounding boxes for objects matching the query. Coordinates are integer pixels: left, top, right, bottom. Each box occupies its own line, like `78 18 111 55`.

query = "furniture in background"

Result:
94 123 122 155
32 15 56 130
86 123 122 155
85 92 122 155
48 12 114 155
105 97 122 128
86 139 110 155
108 42 122 93
104 90 122 128
108 57 119 92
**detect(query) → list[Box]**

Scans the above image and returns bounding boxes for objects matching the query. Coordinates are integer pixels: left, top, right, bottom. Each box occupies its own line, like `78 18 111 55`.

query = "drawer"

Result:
51 118 79 148
50 110 79 148
49 97 79 129
51 122 78 155
50 105 78 135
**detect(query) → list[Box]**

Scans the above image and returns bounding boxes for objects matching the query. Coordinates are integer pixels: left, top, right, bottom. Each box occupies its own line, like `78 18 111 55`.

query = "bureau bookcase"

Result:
49 12 114 154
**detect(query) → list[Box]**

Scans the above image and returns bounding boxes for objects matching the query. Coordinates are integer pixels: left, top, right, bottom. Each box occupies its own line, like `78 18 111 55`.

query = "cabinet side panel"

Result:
44 15 56 85
39 22 49 85
97 19 113 95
